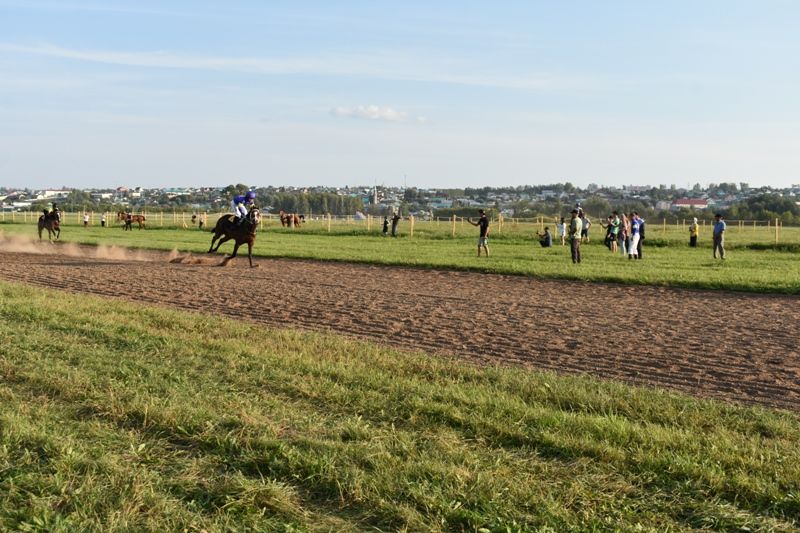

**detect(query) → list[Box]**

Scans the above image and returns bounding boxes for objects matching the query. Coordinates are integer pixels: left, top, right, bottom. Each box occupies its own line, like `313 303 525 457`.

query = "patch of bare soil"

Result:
0 241 798 410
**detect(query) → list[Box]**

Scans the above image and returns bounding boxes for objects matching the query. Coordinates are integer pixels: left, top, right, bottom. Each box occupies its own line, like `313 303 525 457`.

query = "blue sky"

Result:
1 0 799 189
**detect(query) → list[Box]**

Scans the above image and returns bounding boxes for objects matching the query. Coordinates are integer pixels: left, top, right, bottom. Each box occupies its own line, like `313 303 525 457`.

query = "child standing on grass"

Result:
689 217 699 247
557 217 566 246
382 216 389 236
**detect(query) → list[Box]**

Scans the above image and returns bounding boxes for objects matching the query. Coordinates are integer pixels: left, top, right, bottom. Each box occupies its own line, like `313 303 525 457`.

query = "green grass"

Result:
1 280 799 531
2 216 799 293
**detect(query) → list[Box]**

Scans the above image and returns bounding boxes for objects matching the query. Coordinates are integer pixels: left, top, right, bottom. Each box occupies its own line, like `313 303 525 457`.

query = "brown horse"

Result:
207 208 261 267
117 211 146 229
279 210 304 227
38 211 61 242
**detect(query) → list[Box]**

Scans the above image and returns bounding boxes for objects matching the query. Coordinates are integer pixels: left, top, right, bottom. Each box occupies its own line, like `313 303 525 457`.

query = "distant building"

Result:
671 198 708 211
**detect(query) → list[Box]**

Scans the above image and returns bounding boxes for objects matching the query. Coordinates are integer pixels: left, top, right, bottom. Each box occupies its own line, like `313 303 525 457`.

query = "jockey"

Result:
49 203 61 221
231 191 256 225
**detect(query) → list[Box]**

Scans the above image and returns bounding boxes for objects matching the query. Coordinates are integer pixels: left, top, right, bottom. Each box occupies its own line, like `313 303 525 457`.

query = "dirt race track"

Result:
1 242 799 411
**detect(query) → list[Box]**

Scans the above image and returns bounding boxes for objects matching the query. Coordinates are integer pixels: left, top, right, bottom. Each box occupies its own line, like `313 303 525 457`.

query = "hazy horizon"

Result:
2 1 799 190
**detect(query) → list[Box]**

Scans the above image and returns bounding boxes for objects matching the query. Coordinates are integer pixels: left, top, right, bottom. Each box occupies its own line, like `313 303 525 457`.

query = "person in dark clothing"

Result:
467 209 490 257
382 216 389 236
634 211 645 259
536 227 553 248
390 212 400 237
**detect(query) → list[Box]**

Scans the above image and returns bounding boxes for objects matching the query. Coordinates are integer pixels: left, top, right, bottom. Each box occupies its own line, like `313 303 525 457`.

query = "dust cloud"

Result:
0 232 207 264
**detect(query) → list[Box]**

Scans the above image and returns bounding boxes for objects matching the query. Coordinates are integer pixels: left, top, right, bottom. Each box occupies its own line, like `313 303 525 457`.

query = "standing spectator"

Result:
391 212 401 237
713 213 726 259
600 216 617 253
382 216 389 237
610 211 620 253
580 211 591 243
689 217 699 247
100 213 106 227
569 209 583 264
628 212 640 260
536 227 552 248
468 209 490 257
619 213 630 256
83 213 90 227
634 211 645 259
557 217 567 246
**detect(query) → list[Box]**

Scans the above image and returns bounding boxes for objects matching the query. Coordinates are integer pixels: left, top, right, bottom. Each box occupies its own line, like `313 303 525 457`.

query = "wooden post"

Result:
662 218 666 235
451 215 456 237
410 215 415 237
753 220 756 232
12 210 14 222
327 213 331 232
775 218 779 244
367 214 372 231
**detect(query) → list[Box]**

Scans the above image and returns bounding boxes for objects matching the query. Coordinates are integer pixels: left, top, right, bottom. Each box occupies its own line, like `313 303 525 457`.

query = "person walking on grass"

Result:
569 209 583 264
101 213 106 227
468 209 490 257
713 213 726 260
382 216 389 237
391 212 401 237
83 213 90 227
689 217 699 247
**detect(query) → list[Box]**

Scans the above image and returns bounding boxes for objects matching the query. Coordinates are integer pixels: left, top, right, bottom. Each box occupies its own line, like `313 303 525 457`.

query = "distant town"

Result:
2 182 800 223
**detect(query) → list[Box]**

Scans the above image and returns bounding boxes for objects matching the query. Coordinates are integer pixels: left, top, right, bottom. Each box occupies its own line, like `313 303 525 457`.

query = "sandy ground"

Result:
0 236 798 411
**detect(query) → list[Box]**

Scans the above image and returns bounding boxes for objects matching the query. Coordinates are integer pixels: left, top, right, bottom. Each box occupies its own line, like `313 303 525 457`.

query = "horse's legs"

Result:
209 231 225 252
212 235 231 253
247 241 254 268
229 242 240 258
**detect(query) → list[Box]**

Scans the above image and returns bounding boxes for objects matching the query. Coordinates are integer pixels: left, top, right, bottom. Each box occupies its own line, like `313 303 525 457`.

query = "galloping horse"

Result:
117 211 146 229
37 211 61 242
207 208 261 267
279 210 304 227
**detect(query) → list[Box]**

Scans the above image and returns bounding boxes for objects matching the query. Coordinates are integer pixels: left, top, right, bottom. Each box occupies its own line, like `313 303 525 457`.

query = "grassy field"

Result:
1 279 799 531
2 215 799 293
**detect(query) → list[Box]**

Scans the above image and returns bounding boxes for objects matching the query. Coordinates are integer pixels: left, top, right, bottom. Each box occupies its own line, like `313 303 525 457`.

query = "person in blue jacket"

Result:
231 191 256 225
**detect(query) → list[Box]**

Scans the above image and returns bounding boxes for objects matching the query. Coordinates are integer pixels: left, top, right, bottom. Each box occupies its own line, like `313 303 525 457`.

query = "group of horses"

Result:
36 206 266 268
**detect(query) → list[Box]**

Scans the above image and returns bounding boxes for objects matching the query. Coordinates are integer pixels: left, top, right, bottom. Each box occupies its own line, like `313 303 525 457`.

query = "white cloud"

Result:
331 105 412 123
0 43 563 91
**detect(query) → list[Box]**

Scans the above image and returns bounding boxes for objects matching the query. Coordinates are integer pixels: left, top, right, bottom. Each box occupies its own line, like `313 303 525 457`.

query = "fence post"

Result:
451 215 456 237
410 215 415 237
662 218 666 235
327 213 331 233
775 218 779 244
367 214 372 232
